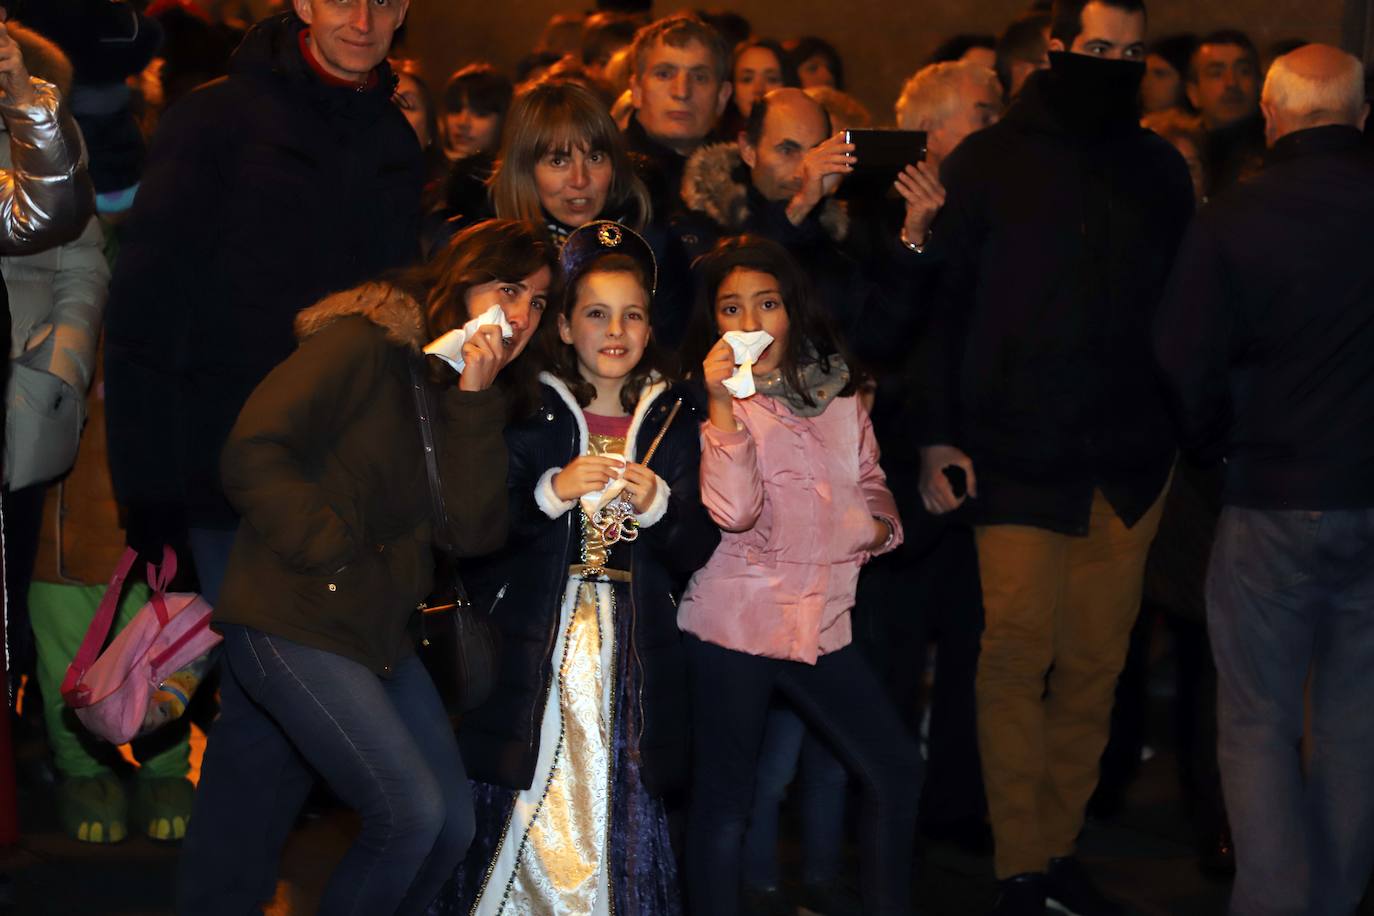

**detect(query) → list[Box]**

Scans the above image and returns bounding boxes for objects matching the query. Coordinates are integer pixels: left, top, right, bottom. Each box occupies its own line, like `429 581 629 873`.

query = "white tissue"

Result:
423 304 515 373
579 452 629 518
721 330 775 399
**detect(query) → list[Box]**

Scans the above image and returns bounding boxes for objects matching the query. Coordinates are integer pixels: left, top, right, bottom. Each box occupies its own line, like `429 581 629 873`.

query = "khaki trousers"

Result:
975 488 1164 878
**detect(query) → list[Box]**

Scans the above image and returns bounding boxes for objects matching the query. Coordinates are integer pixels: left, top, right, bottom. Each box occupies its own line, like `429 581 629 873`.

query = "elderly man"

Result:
914 1 1194 912
101 0 422 910
896 60 1003 169
1156 44 1374 916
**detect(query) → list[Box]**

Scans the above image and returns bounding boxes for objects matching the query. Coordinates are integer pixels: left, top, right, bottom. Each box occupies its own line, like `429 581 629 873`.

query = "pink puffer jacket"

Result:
678 393 903 663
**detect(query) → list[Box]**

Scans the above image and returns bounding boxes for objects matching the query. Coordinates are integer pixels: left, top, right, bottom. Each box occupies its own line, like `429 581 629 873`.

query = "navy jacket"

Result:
459 377 719 795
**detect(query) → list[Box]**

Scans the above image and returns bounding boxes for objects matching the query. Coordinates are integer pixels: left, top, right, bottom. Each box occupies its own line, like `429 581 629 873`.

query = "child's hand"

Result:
703 338 737 404
553 455 625 502
703 338 741 431
620 462 659 514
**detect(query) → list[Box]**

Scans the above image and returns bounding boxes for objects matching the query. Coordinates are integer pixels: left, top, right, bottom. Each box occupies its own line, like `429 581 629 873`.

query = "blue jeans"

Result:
177 626 473 915
742 706 847 888
1208 507 1374 916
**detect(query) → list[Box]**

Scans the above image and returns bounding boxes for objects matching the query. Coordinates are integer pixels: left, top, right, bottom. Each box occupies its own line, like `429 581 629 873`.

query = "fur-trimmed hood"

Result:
681 141 849 242
293 282 427 350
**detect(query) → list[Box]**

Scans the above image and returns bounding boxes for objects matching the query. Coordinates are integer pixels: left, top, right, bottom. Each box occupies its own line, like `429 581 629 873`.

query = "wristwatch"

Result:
900 226 931 254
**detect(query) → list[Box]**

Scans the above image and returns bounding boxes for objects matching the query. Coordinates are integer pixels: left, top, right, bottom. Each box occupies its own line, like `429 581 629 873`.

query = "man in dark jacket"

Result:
1155 44 1374 916
1187 30 1266 195
678 87 939 365
913 1 1194 912
623 14 731 220
101 0 418 909
103 0 421 604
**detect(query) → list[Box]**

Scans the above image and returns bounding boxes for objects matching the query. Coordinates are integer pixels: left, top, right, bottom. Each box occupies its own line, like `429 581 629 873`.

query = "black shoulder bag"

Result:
408 357 502 713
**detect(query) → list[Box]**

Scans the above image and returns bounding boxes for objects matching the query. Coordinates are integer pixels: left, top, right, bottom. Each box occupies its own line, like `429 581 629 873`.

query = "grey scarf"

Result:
754 355 851 418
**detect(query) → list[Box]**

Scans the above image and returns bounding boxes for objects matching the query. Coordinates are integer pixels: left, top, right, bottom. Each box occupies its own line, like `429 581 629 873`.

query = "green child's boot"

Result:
133 776 194 841
57 774 128 844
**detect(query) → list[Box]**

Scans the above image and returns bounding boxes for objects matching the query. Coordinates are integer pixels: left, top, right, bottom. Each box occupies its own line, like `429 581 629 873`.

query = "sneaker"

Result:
990 873 1047 915
741 884 794 916
1045 857 1125 916
796 879 863 916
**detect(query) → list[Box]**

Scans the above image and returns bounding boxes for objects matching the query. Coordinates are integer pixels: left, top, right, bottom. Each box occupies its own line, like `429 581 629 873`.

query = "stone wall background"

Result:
397 0 1351 122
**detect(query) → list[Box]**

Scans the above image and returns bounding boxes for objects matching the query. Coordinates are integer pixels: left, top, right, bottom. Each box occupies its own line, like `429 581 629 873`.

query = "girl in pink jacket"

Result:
677 237 922 916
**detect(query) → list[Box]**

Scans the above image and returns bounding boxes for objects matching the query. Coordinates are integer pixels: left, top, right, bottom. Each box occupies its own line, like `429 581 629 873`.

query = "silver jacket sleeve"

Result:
0 77 95 255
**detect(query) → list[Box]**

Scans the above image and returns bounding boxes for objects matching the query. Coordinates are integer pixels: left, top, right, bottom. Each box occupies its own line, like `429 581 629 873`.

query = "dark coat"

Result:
1155 126 1374 511
458 375 719 796
625 114 690 223
215 284 509 675
913 69 1195 535
676 142 930 371
103 12 424 530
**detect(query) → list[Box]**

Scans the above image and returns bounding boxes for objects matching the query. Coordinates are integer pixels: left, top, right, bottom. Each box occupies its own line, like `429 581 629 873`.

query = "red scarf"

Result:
297 27 379 91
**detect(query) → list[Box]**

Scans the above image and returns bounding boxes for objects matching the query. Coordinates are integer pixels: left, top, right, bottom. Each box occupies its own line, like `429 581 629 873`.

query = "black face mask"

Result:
1046 51 1144 131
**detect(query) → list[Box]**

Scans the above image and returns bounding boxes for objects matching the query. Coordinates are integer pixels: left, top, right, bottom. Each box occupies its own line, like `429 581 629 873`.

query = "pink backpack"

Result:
61 547 221 744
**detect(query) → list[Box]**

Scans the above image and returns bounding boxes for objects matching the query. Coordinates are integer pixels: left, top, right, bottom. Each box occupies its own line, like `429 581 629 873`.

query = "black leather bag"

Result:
409 358 502 713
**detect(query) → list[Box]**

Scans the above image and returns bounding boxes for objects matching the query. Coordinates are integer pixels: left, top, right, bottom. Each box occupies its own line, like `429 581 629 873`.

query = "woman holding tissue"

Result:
190 220 555 916
678 236 922 916
436 222 717 916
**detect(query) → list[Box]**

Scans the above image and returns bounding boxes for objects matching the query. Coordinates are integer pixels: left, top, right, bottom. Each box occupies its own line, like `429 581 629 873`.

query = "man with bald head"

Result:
680 86 939 355
1156 43 1374 916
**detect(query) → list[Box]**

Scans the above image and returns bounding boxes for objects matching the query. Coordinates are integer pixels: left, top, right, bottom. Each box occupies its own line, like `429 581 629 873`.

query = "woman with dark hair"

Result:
442 62 514 162
431 63 515 251
436 222 716 915
786 36 845 91
188 220 556 915
678 236 921 916
718 38 795 142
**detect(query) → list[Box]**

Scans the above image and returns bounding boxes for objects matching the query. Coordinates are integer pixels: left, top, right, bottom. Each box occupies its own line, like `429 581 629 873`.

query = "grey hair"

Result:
894 60 999 131
1262 48 1366 125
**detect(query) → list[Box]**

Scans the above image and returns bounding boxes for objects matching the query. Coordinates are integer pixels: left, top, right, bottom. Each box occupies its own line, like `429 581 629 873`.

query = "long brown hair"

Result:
489 81 651 231
682 235 858 407
392 219 560 418
545 252 674 413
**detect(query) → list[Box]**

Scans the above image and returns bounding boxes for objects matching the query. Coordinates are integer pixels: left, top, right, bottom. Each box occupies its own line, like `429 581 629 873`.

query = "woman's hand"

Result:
552 455 625 502
620 462 659 514
456 325 510 392
0 24 34 107
703 338 739 431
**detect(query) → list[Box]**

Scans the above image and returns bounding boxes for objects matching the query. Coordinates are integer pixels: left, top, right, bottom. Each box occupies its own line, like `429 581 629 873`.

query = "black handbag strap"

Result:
408 357 453 555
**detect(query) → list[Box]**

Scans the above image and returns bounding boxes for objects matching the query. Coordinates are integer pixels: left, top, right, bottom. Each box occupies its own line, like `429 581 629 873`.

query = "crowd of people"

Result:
0 0 1372 914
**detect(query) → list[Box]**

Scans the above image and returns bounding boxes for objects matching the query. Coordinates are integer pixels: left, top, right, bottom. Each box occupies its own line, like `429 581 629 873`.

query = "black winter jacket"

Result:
914 68 1194 534
459 375 719 796
104 12 423 528
1155 126 1374 511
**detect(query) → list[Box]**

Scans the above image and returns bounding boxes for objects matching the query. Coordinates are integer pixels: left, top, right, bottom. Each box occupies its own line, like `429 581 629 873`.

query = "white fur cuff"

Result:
535 467 577 519
633 475 671 528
